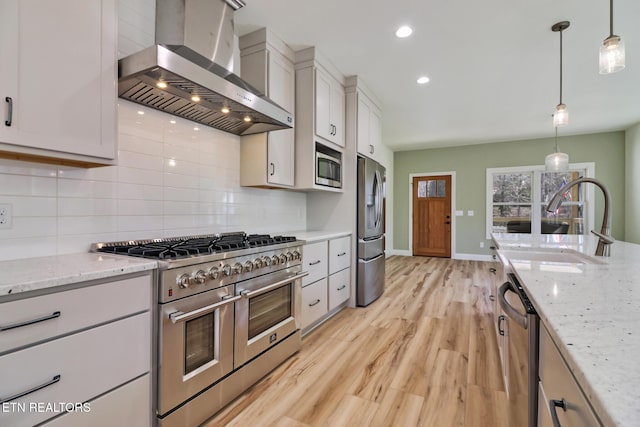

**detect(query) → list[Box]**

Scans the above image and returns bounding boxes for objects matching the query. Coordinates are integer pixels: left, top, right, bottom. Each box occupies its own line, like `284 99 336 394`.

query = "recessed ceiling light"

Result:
169 120 176 124
137 110 145 115
193 127 200 131
417 76 430 84
396 26 413 38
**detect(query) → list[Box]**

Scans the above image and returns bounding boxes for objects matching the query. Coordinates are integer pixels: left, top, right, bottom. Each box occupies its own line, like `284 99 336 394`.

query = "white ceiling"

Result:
234 0 640 151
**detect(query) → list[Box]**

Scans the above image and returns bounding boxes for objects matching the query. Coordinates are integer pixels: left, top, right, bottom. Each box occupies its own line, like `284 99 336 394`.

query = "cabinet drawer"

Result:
329 267 350 310
0 274 151 354
300 278 328 329
42 374 151 427
538 326 600 427
0 312 150 427
329 236 351 274
302 241 328 287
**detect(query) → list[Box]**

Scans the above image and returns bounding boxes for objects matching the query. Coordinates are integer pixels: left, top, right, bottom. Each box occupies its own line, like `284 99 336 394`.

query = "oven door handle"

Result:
238 272 309 299
498 281 528 330
169 295 242 324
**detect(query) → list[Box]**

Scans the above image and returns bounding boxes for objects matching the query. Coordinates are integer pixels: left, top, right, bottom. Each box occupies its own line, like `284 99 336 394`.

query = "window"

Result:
486 163 595 238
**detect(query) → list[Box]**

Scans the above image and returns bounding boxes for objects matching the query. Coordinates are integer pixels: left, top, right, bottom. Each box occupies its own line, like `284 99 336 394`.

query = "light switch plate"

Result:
467 210 475 216
0 203 12 229
455 210 464 216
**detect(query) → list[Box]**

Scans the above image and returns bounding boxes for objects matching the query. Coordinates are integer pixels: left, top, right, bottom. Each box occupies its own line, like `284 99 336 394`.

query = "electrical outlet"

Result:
0 203 13 229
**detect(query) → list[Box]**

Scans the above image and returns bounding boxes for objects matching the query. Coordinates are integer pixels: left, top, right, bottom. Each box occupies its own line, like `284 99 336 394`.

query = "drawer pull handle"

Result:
0 311 61 332
308 299 321 307
337 252 347 257
337 285 347 291
489 295 495 302
549 398 567 427
309 260 321 266
0 374 61 403
489 267 497 274
5 97 12 126
498 315 506 336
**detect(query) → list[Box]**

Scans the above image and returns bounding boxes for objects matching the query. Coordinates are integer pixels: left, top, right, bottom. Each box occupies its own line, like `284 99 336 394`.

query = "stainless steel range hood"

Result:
118 0 293 135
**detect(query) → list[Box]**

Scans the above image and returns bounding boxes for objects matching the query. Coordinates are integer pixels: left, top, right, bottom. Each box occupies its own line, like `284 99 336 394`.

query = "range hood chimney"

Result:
118 0 293 135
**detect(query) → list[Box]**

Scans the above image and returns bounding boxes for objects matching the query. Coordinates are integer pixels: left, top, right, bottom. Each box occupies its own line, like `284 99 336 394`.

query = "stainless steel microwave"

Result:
315 150 342 188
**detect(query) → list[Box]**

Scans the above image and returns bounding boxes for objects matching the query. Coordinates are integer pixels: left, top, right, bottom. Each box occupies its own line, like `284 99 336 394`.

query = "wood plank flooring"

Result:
204 256 508 427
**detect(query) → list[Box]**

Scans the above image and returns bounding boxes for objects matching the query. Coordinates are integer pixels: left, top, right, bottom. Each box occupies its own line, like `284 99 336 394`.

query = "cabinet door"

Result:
329 267 350 310
300 278 328 330
356 95 371 156
267 51 295 186
314 69 333 142
0 0 116 160
330 82 345 147
369 106 382 157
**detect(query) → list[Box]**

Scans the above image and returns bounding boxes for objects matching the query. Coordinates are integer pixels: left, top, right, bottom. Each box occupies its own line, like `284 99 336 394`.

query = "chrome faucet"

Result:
546 177 614 256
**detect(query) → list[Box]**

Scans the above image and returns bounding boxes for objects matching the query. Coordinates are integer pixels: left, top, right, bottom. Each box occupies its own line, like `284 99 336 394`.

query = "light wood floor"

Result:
204 256 508 427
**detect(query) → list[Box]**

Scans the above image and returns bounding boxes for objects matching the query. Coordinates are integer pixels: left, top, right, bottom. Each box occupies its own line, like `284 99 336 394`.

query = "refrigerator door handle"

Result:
358 253 385 264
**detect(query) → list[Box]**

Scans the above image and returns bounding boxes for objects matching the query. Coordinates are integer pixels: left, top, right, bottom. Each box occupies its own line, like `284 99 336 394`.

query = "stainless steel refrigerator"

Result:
357 156 386 306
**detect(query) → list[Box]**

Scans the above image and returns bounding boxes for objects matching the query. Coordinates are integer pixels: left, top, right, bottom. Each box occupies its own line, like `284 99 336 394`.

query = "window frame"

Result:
485 163 595 239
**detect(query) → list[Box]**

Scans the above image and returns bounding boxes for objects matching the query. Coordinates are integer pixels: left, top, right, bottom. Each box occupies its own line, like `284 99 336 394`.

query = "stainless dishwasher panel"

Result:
499 273 539 427
357 254 385 306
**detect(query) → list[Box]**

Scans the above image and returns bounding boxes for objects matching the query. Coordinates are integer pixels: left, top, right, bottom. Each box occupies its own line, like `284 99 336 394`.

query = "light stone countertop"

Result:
286 230 352 243
0 253 157 298
492 232 640 427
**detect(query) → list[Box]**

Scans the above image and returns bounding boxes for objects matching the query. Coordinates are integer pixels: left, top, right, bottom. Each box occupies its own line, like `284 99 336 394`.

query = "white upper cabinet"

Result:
240 29 295 188
314 68 345 147
0 0 117 166
347 77 383 162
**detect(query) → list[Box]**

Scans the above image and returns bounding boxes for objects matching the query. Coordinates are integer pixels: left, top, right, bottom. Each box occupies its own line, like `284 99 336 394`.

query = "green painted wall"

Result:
393 131 626 255
625 123 640 244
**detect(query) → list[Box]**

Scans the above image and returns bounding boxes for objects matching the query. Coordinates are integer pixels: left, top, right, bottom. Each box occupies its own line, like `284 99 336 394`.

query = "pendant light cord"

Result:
559 29 563 105
609 0 614 37
555 127 559 153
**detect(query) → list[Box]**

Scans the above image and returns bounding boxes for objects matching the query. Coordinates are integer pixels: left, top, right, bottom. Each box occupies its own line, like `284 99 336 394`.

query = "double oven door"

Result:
158 284 239 416
234 269 306 367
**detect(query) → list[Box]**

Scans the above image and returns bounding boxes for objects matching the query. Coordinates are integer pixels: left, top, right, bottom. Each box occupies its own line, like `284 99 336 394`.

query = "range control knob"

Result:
243 260 254 272
222 264 232 276
208 266 220 280
193 270 207 285
285 252 294 261
279 253 287 263
233 262 244 274
292 250 301 260
262 256 272 266
271 255 280 265
253 258 263 269
177 273 191 289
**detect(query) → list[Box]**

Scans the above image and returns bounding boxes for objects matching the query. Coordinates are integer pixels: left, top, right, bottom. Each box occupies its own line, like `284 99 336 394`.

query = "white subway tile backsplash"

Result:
57 198 118 217
58 179 118 199
58 216 118 236
0 175 57 197
0 102 306 260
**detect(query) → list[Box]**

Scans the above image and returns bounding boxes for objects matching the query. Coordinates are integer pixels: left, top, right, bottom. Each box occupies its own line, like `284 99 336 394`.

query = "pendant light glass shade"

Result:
553 103 568 127
599 35 625 74
545 151 569 172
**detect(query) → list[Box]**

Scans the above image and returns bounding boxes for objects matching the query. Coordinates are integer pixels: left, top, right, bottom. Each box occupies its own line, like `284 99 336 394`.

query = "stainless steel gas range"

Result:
92 232 307 427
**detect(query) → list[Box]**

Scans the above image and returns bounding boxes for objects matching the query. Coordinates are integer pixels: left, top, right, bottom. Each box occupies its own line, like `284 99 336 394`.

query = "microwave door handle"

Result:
498 281 528 329
169 295 242 324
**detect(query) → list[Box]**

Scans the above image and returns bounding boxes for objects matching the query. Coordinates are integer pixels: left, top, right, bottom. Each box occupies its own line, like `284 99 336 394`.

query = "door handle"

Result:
5 97 12 126
549 398 567 427
445 221 451 224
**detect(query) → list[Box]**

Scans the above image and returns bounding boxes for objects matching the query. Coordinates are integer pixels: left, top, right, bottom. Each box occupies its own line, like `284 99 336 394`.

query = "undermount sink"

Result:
498 248 607 265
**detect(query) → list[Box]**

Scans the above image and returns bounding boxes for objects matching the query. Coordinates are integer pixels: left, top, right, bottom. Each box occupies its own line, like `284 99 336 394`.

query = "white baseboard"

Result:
387 249 411 257
453 253 494 262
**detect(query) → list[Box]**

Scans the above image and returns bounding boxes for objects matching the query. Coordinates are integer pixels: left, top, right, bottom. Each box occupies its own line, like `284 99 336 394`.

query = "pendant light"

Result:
552 21 569 127
546 21 570 172
599 0 625 74
545 127 569 172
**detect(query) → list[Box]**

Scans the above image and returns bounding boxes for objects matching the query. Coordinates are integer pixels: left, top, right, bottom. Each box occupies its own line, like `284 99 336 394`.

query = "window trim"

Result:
485 163 595 239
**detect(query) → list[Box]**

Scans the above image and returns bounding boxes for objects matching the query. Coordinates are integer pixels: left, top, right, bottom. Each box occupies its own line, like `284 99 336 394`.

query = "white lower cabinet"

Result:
300 235 352 334
0 273 152 427
301 278 328 330
329 267 350 310
538 325 601 427
42 374 151 427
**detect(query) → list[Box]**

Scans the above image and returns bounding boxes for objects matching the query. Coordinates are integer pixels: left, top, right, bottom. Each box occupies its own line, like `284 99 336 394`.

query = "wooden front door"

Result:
412 175 452 257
